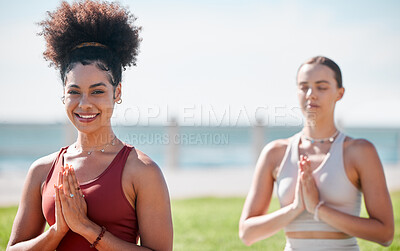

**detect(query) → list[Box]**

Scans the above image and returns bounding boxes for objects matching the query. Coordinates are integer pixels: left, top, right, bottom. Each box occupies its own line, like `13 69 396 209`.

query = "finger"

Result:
300 160 307 172
58 186 67 206
67 168 81 200
67 168 75 193
70 168 83 197
54 185 62 210
69 167 78 189
63 169 72 196
301 159 311 172
57 171 62 187
298 161 303 172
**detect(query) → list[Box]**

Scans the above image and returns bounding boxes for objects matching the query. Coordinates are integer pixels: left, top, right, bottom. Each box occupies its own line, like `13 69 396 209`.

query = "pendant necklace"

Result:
302 130 339 144
74 136 117 155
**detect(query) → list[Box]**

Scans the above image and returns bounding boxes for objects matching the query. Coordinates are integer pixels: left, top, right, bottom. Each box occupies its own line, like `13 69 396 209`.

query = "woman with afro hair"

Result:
7 1 173 250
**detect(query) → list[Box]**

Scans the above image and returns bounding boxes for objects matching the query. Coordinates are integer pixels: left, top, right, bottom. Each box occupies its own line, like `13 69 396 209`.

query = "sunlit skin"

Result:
297 63 344 137
7 62 173 251
239 62 394 247
63 63 121 146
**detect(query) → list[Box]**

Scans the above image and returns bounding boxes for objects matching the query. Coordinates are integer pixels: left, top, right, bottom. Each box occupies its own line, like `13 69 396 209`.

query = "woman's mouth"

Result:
306 104 319 109
74 113 100 123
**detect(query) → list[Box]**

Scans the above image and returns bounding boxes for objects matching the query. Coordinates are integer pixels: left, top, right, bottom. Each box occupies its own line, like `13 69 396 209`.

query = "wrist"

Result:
79 220 103 244
313 201 325 221
50 224 68 239
290 203 304 215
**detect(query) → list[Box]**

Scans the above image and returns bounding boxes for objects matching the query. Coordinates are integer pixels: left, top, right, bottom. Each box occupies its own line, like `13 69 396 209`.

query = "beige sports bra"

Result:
276 131 362 232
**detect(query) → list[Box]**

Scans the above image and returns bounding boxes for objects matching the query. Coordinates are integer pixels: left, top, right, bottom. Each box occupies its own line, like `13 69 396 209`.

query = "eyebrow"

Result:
299 80 331 85
67 82 107 89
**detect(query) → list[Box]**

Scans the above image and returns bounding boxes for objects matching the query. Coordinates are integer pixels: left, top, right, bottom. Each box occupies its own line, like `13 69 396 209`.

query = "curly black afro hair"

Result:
38 0 141 86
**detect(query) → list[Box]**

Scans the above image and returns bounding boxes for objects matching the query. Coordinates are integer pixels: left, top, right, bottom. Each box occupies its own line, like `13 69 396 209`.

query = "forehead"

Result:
65 63 112 87
297 63 336 83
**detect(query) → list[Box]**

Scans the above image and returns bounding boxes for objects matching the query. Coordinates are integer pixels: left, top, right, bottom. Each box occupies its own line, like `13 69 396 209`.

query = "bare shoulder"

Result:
263 138 290 156
344 137 378 160
124 147 165 185
28 151 60 186
344 136 376 151
256 137 292 180
259 137 291 168
343 136 381 172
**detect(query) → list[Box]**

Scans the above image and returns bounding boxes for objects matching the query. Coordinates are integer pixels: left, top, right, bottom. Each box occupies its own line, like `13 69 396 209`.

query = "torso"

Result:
271 133 362 239
271 135 360 190
41 144 142 249
62 144 137 209
39 142 145 210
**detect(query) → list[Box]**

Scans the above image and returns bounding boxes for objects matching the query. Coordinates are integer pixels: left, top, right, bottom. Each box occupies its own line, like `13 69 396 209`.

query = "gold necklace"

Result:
74 136 117 155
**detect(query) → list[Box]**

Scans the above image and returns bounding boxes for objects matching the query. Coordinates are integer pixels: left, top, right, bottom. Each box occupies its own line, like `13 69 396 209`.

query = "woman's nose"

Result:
79 94 93 109
306 87 315 99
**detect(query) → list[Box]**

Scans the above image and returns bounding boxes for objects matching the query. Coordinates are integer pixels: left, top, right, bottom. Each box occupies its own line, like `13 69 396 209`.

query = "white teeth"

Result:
79 114 97 119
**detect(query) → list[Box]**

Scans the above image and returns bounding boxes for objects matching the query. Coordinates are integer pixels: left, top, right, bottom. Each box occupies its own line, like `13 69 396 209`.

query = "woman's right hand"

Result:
292 157 305 213
53 169 69 237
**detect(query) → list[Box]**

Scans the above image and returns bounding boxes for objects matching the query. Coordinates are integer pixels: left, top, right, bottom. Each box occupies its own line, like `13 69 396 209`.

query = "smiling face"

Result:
297 63 344 124
63 62 121 135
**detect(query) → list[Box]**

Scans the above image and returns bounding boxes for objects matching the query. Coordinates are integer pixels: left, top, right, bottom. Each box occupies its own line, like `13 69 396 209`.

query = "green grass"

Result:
1 192 399 250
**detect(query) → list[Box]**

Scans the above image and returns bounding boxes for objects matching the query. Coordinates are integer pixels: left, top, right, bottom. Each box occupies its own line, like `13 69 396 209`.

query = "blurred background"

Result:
0 0 400 203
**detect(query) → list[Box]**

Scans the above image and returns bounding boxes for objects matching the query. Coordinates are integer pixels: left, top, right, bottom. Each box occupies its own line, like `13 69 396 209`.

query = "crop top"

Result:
276 132 362 232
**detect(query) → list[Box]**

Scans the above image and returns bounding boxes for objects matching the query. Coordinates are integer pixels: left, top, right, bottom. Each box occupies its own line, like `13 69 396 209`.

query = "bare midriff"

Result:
286 231 352 239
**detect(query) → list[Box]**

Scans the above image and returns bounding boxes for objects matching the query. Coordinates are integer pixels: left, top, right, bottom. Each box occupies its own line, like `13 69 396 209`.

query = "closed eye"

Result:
299 86 309 91
68 90 80 95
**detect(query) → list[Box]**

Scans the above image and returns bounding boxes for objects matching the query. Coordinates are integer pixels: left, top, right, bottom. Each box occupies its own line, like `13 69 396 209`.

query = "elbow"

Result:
378 225 394 247
380 237 393 247
381 234 394 247
6 242 14 251
238 224 254 246
381 240 392 247
239 231 252 246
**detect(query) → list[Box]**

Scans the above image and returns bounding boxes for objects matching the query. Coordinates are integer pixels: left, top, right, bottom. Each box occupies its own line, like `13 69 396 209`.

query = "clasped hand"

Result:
54 164 88 236
293 155 321 214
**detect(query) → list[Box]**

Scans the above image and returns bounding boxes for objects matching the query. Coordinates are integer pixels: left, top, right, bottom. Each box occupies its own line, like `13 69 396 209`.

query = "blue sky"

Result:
0 0 399 126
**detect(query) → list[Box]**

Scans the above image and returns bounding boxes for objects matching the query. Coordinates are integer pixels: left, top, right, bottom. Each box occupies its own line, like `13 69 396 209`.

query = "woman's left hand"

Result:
299 155 320 214
57 164 89 234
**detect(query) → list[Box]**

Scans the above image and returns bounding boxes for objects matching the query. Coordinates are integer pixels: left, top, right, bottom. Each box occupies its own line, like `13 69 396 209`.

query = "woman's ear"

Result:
336 87 345 101
114 83 122 102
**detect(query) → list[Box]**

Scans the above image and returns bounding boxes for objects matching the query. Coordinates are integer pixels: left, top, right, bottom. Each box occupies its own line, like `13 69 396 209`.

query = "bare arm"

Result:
133 158 173 251
7 155 68 250
59 154 173 251
239 140 304 246
301 139 394 246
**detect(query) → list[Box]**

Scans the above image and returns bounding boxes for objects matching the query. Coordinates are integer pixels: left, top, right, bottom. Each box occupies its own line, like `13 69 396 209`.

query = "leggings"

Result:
284 237 359 251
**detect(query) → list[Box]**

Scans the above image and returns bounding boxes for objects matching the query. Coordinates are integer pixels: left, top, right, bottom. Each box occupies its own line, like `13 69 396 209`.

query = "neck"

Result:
76 127 116 149
303 115 337 138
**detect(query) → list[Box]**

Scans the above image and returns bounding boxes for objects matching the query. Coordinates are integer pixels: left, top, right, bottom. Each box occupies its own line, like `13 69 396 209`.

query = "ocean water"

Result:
0 124 399 173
